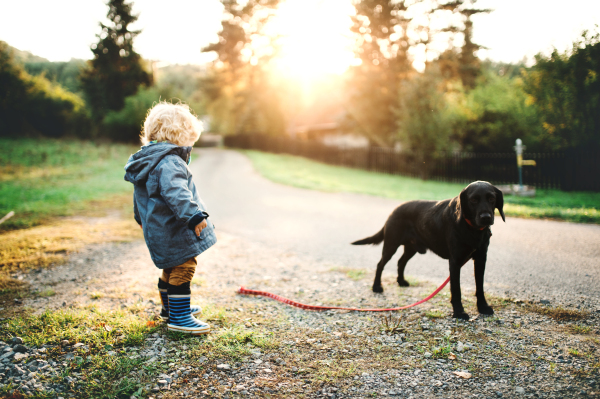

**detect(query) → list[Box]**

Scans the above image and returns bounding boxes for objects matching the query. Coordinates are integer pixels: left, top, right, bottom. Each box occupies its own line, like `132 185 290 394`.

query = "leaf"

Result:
448 352 457 360
103 323 113 332
453 371 472 379
146 320 156 327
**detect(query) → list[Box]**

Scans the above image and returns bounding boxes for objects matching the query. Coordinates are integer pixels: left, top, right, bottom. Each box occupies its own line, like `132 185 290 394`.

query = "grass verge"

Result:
0 138 139 231
243 150 600 224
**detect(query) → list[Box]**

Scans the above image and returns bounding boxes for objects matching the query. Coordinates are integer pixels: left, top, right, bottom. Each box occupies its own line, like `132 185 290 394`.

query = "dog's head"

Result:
459 181 505 228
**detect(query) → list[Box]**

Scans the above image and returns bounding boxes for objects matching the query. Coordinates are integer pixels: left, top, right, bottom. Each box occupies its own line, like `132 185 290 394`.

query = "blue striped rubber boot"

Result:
158 279 201 321
167 282 210 335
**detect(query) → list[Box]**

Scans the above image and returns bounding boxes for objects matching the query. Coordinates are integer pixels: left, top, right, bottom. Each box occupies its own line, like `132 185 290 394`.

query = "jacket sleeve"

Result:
157 157 208 229
133 192 142 225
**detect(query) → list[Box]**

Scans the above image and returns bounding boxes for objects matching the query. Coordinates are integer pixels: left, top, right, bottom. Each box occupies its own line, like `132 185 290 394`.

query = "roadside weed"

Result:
380 314 404 334
425 309 445 319
570 324 591 334
346 269 366 281
568 348 582 357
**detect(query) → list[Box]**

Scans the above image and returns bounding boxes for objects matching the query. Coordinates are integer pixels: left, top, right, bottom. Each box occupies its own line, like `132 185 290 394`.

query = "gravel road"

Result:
193 148 600 311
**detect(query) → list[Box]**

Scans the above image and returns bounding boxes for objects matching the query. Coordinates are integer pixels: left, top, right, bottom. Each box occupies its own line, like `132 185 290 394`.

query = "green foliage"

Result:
80 0 152 127
395 61 544 155
103 86 162 142
522 29 600 150
396 66 454 168
24 58 86 94
0 41 89 138
449 68 544 152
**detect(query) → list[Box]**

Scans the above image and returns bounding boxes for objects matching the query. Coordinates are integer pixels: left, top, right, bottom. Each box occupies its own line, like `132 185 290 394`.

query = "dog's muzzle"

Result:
479 212 493 225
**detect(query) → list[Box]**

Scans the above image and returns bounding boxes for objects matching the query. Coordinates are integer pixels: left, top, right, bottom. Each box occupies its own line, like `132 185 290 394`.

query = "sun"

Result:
267 0 357 80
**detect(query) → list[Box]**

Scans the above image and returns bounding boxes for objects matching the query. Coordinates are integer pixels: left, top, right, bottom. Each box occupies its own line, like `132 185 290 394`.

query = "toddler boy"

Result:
124 102 216 335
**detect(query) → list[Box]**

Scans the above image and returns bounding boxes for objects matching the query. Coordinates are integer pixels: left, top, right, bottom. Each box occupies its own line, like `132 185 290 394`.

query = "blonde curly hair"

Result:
141 102 202 146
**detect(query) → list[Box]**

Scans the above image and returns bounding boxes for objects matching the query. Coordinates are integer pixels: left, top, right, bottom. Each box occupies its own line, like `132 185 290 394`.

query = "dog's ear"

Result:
493 186 506 222
458 187 471 221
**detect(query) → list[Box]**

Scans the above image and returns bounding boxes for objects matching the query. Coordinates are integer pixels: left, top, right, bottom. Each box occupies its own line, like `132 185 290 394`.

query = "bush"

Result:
102 86 163 142
0 41 89 138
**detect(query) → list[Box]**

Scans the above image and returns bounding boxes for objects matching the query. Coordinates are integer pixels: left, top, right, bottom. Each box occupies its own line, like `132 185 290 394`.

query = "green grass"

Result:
243 150 600 224
425 309 446 319
346 269 367 281
0 307 155 347
0 138 139 231
0 305 280 398
570 325 592 334
0 307 161 399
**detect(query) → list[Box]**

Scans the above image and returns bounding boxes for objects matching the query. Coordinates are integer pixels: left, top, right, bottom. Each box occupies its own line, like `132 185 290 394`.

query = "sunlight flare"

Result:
267 0 357 79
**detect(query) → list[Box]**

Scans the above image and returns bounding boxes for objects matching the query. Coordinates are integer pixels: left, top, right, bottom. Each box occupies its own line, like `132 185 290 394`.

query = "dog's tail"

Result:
351 228 384 246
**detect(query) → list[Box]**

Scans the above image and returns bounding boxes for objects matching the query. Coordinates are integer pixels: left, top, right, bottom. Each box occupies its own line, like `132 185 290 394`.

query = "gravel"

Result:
1 228 598 398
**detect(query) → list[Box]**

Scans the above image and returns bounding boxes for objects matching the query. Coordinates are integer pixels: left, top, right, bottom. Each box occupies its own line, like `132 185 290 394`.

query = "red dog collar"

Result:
465 218 486 231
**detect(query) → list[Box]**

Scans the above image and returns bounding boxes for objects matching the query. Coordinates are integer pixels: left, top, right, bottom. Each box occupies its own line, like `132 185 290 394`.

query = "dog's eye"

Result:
469 198 479 203
488 197 495 203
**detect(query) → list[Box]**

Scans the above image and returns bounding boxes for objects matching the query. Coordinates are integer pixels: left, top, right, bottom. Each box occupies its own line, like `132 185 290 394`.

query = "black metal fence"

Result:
224 134 600 191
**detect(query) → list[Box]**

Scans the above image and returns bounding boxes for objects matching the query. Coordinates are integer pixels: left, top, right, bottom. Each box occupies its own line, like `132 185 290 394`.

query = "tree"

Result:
396 65 453 177
201 0 284 136
80 0 152 130
436 0 491 89
347 0 417 146
521 29 600 151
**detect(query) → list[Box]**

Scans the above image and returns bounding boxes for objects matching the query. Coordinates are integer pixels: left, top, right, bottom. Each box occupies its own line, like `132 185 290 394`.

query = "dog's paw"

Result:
452 311 470 321
372 285 384 293
478 305 494 315
397 278 410 287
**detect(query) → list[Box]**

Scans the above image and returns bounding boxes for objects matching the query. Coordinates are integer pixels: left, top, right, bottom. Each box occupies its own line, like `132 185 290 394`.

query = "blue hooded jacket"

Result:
124 142 217 269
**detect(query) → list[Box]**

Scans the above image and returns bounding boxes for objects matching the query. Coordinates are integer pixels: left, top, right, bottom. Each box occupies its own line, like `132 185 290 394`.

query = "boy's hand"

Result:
194 219 208 237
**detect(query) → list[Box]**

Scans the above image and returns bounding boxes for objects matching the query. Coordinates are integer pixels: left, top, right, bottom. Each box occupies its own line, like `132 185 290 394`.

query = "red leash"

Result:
237 276 450 312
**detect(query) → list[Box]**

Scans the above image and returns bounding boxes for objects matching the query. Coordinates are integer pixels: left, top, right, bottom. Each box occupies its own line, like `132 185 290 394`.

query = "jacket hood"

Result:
124 143 192 185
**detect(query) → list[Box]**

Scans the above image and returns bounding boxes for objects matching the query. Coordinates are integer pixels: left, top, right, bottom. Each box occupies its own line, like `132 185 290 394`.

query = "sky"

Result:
1 0 599 70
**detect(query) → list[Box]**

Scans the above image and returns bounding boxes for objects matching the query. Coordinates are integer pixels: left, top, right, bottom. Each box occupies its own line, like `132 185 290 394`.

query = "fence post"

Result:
561 149 575 191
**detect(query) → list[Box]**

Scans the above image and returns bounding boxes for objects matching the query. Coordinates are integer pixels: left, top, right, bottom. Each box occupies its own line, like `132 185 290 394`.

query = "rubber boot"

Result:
167 282 210 335
158 278 201 321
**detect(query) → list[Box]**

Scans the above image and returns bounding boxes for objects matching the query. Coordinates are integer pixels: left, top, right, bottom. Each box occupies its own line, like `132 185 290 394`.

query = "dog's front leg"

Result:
449 258 469 320
473 250 494 315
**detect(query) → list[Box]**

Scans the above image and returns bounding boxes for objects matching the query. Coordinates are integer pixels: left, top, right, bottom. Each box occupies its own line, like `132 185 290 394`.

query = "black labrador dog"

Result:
352 181 505 320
